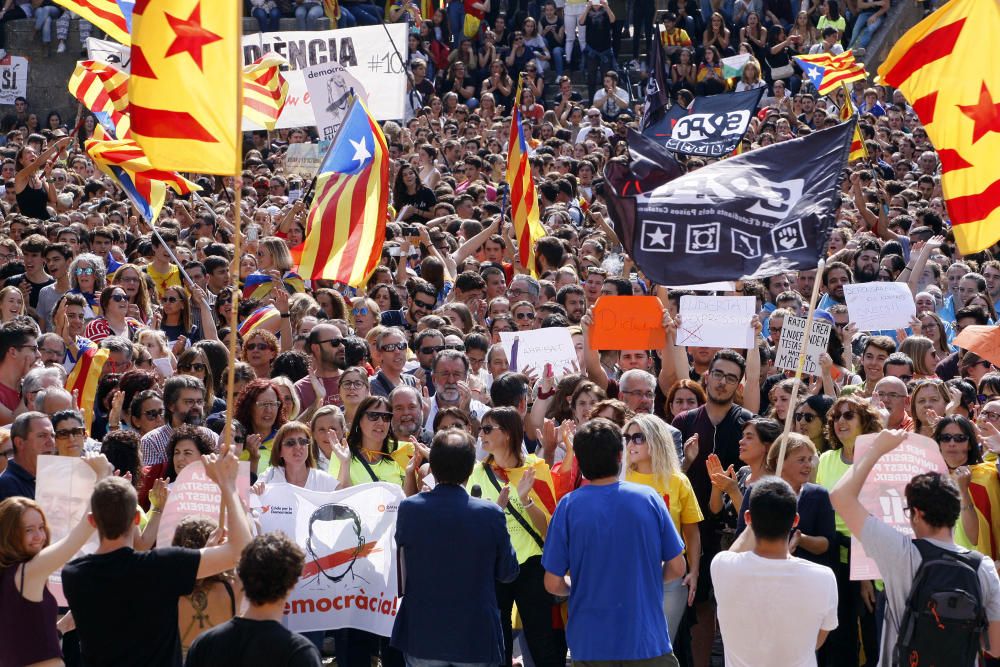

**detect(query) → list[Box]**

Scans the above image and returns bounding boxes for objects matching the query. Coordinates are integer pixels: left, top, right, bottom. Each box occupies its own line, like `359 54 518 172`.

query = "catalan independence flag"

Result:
68 60 131 140
66 341 110 434
794 51 867 96
839 93 867 163
238 304 281 337
506 76 546 276
879 0 1000 254
55 0 133 45
243 54 289 132
129 0 241 175
298 98 388 287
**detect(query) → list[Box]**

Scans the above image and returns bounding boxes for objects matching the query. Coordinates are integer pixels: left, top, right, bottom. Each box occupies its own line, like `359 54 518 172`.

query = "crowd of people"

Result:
0 0 992 666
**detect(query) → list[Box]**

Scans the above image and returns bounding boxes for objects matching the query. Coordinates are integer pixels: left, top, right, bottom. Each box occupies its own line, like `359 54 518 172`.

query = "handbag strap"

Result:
356 453 380 483
482 463 545 550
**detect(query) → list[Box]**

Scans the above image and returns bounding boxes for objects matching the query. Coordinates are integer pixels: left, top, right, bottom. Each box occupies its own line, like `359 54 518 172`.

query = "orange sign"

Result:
954 325 1000 368
589 296 666 351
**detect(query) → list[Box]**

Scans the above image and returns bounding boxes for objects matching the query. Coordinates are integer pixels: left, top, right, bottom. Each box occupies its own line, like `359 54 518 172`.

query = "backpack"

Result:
893 539 988 667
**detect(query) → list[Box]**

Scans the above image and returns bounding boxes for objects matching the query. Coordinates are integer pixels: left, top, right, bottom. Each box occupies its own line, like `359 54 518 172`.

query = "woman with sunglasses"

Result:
350 297 381 338
127 389 166 436
241 330 279 379
255 421 344 492
177 348 225 415
792 394 834 453
111 263 154 324
84 286 143 343
158 284 217 350
467 406 564 667
816 394 883 666
233 378 288 476
931 415 994 556
68 253 106 319
624 413 703 642
338 396 417 493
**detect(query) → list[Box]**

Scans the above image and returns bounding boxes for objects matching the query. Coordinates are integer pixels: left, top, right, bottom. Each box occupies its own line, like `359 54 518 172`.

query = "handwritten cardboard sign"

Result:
775 315 833 375
843 282 916 331
500 328 578 377
849 432 947 580
156 460 252 547
590 296 666 351
677 296 755 349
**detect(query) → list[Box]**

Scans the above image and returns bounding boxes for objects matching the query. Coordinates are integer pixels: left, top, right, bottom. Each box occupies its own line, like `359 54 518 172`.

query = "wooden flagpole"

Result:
776 258 825 474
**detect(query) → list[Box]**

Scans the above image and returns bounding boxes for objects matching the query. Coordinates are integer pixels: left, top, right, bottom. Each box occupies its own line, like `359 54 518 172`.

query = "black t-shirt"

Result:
185 617 322 667
395 186 437 221
583 10 614 52
63 546 201 667
4 273 54 310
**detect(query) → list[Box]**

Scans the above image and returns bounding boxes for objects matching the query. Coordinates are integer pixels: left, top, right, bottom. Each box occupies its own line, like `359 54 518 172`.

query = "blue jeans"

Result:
34 5 62 43
849 9 883 49
341 2 383 26
295 2 325 30
252 6 281 32
551 46 565 78
584 45 617 99
405 657 493 667
447 0 465 49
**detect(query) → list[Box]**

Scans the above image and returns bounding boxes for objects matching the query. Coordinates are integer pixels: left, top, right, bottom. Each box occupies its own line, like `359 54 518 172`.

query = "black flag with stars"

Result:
602 120 855 285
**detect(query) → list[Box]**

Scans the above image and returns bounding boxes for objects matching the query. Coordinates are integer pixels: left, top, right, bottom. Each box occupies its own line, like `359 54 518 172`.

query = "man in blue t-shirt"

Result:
542 419 685 665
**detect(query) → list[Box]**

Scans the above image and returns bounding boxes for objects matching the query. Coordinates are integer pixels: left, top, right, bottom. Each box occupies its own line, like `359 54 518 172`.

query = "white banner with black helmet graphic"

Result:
255 482 405 635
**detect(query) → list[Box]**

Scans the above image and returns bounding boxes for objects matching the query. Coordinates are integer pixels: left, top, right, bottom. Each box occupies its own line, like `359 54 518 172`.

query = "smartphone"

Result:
388 246 402 257
246 225 260 242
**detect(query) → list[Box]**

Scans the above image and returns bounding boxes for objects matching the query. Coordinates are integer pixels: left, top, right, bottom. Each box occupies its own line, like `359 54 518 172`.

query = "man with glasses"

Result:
36 333 66 369
372 328 420 398
381 278 438 336
0 320 40 426
140 375 217 467
425 350 487 433
873 376 912 430
408 329 445 396
295 323 347 410
507 275 540 308
37 242 73 333
882 353 915 385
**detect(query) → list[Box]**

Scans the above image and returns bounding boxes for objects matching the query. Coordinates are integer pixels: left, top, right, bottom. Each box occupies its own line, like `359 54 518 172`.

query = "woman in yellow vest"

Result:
467 406 566 667
335 395 418 494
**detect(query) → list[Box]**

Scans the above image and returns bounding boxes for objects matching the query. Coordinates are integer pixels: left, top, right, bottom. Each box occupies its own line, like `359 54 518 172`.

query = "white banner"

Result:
256 482 405 635
303 62 367 142
677 295 756 348
86 37 131 72
0 55 28 106
241 24 408 130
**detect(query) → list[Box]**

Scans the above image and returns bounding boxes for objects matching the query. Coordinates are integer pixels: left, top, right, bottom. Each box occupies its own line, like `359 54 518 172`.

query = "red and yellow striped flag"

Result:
795 50 867 96
69 60 131 140
243 54 290 132
298 98 388 287
129 0 241 175
879 0 1000 254
840 93 866 163
66 343 110 434
506 76 546 276
54 0 133 45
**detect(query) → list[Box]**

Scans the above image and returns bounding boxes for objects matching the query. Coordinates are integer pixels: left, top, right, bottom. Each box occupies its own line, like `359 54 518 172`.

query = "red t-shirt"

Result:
0 382 19 411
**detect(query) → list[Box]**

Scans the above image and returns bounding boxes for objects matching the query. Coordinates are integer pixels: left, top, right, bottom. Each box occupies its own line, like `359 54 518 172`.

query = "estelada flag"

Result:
795 51 867 96
506 76 546 276
129 0 241 175
243 54 290 132
68 60 131 140
879 0 1000 254
66 341 110 434
54 0 133 45
298 97 388 288
840 94 867 163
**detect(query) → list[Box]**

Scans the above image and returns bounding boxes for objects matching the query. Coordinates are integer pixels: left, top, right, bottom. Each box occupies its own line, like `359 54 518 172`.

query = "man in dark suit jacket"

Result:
390 429 519 666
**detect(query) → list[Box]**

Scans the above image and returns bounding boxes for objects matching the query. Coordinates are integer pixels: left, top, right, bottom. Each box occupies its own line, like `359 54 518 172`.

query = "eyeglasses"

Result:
709 370 741 386
420 345 445 355
110 293 128 303
963 360 992 371
180 363 208 373
507 288 528 298
281 437 310 448
794 412 816 423
445 344 466 351
143 408 164 419
18 344 39 353
379 342 408 352
317 338 344 347
0 253 13 262
341 380 367 390
162 296 181 304
621 390 655 400
55 427 86 439
623 432 647 445
980 410 1000 422
874 391 906 401
833 410 857 421
352 307 369 316
938 433 970 444
515 311 534 320
770 326 783 336
365 411 393 423
74 267 95 276
245 343 273 352
255 401 279 409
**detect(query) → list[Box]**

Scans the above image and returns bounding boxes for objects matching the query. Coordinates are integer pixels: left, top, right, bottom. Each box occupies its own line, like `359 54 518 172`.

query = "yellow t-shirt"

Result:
330 441 414 487
816 448 852 563
626 469 703 537
144 263 182 300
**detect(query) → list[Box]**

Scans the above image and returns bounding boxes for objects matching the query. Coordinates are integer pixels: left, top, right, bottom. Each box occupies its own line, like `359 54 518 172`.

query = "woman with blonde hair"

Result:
898 335 940 379
350 297 381 337
255 421 344 491
734 59 766 92
0 285 24 323
111 263 154 324
623 413 703 640
270 375 302 421
311 404 348 472
137 329 176 376
911 378 954 437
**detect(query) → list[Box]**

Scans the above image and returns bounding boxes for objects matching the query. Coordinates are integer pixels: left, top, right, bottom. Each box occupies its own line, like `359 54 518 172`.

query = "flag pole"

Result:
223 10 247 456
776 258 826 474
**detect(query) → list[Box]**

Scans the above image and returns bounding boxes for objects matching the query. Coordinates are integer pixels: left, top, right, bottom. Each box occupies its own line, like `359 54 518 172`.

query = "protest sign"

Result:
850 433 947 580
0 55 27 105
256 482 404 634
775 315 833 375
500 328 579 376
156 461 252 546
954 325 1000 368
284 141 331 178
677 296 755 348
590 296 665 351
241 24 408 130
37 456 99 605
843 282 916 331
303 61 367 141
87 37 131 71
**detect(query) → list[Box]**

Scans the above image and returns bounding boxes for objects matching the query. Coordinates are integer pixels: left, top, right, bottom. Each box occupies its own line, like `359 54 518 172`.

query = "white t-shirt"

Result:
259 466 340 492
712 550 838 667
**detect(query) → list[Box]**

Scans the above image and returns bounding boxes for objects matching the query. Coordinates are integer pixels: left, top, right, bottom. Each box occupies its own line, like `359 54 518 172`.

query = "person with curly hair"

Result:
233 378 288 476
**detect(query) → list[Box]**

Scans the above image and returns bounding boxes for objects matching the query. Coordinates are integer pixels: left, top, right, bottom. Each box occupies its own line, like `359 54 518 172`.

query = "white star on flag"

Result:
350 137 371 165
648 228 669 246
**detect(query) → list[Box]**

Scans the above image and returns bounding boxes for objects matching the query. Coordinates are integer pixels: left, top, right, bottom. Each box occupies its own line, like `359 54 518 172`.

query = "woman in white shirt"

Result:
257 421 347 492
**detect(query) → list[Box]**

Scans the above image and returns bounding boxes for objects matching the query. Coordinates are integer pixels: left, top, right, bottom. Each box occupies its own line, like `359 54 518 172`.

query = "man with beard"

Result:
295 323 346 409
407 329 445 395
851 239 881 284
424 350 487 433
140 375 218 466
390 385 429 444
818 262 854 310
556 285 587 325
672 350 753 667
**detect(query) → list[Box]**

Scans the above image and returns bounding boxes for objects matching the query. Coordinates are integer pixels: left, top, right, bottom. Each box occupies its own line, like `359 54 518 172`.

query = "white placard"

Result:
843 282 916 331
87 37 131 72
500 328 579 376
302 61 367 141
0 55 28 105
241 24 408 130
775 315 833 375
677 296 755 348
284 141 330 178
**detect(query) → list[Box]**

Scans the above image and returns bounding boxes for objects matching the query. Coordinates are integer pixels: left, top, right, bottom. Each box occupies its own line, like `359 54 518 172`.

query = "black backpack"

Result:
893 539 988 667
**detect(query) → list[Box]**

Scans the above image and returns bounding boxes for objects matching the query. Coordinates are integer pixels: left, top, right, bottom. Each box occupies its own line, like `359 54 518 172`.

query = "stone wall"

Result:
0 18 85 126
861 0 925 74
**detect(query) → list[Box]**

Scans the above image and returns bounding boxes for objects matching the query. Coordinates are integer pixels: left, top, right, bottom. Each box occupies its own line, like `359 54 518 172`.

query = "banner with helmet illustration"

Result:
255 482 405 635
